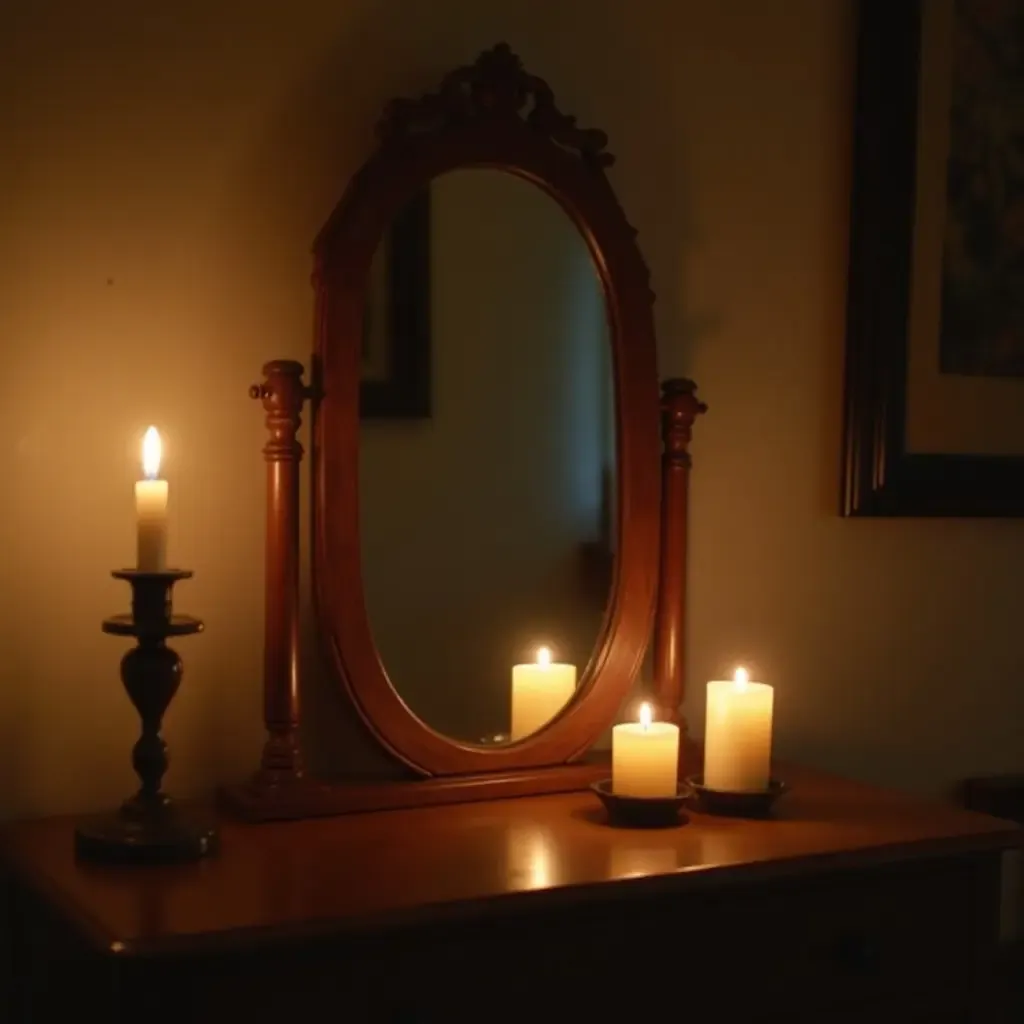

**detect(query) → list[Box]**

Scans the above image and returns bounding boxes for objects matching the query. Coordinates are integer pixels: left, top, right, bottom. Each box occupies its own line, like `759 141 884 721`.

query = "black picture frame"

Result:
360 188 431 418
841 0 1024 517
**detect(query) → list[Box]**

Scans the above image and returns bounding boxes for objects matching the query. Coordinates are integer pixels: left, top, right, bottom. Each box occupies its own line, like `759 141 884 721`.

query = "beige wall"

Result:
2 0 1022 818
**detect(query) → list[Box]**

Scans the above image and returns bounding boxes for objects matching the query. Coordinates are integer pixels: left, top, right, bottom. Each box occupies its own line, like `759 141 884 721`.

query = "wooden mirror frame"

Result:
222 45 707 820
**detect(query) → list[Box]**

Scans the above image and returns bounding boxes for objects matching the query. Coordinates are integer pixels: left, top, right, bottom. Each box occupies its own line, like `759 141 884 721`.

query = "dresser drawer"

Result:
369 852 998 1021
684 855 991 1019
10 851 1000 1023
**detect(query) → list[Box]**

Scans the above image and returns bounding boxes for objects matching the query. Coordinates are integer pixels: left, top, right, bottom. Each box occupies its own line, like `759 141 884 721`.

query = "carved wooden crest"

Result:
376 43 614 170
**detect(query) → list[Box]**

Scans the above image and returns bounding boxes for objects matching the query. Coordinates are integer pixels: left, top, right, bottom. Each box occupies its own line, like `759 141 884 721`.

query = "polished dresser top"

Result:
1 762 1020 958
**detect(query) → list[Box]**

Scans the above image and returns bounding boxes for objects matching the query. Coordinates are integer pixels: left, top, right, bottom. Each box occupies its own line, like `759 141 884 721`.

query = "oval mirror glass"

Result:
359 169 615 745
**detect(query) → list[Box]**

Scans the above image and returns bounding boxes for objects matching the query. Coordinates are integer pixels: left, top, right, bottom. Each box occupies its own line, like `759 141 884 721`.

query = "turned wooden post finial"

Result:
660 377 708 466
249 359 313 461
653 377 707 746
249 359 313 785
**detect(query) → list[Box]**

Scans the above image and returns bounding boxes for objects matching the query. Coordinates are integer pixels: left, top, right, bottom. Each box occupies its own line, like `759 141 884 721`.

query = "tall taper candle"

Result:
135 427 168 571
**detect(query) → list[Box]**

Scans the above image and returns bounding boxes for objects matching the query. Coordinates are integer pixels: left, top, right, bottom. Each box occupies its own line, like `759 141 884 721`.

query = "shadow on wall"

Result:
213 0 709 777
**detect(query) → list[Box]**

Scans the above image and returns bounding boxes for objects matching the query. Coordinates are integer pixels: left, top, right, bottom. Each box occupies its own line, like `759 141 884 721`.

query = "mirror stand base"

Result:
219 760 608 823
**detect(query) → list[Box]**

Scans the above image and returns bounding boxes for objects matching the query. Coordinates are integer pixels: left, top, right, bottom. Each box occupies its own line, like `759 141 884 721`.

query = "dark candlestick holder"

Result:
685 775 788 819
74 569 218 863
590 780 690 829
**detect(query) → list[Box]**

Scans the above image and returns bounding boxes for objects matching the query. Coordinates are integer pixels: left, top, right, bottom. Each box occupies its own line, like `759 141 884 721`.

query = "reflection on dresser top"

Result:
2 760 1019 957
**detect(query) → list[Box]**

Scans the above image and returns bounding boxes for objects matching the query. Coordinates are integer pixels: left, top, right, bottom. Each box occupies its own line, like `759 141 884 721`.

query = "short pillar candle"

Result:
612 702 680 797
704 667 774 792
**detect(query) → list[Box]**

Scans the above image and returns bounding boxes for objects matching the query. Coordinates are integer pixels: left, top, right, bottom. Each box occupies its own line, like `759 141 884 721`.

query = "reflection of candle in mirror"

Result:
704 666 774 793
135 427 168 571
510 646 576 741
611 702 679 797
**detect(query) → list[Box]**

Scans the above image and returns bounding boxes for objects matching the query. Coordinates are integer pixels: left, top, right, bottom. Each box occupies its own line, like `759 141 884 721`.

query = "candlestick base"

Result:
74 805 218 864
75 567 217 863
686 775 787 818
590 780 690 829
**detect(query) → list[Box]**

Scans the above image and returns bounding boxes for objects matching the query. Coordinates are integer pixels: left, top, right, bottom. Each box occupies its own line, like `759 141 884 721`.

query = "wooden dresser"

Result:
2 762 1020 1023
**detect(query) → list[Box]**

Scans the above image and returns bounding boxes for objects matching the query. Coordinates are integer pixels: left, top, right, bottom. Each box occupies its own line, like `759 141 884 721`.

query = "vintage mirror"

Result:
225 45 706 819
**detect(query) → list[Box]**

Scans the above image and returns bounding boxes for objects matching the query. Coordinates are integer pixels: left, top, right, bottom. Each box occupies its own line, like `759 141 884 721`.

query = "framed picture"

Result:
361 188 431 418
841 0 1024 516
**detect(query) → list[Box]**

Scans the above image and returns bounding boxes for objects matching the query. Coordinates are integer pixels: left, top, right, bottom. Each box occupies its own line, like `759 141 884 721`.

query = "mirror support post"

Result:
248 360 313 789
652 378 707 743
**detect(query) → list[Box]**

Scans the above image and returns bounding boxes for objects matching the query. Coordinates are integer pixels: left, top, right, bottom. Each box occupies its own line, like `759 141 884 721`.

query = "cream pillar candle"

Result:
704 667 774 792
135 426 168 571
510 647 576 740
611 702 680 797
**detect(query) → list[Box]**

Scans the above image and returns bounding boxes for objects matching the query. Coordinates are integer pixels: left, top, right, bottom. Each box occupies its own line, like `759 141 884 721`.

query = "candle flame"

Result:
639 702 652 730
536 646 552 667
142 427 162 480
734 666 749 690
